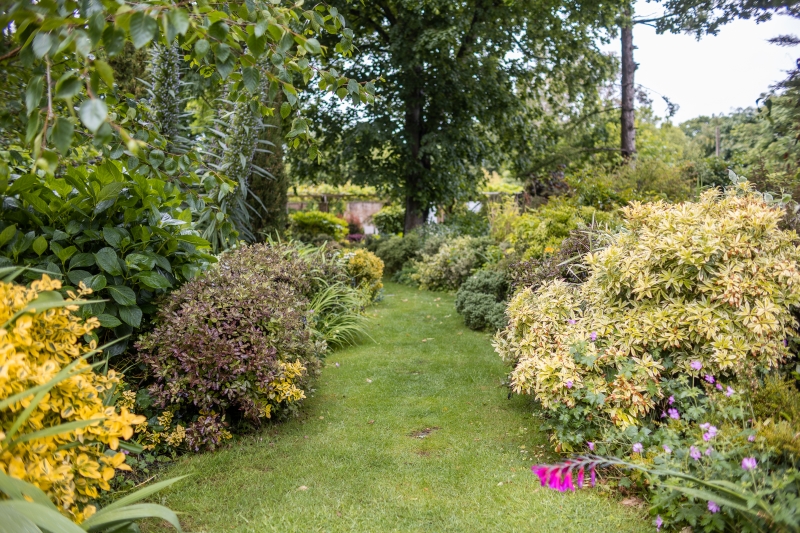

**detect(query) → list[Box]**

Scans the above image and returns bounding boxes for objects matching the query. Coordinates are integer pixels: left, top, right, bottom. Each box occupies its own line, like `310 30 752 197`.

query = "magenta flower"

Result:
748 434 756 442
742 457 757 470
701 424 718 441
663 444 672 453
661 411 667 418
668 395 675 405
590 331 597 341
587 441 595 451
690 446 702 460
565 380 573 389
708 500 720 513
568 319 577 325
590 466 596 487
691 361 702 370
632 442 644 453
705 447 713 456
668 408 680 419
726 386 735 397
716 383 723 391
704 374 715 384
655 515 663 531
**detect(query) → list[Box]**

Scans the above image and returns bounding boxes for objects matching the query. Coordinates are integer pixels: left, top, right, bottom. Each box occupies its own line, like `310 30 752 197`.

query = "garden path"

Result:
152 282 650 533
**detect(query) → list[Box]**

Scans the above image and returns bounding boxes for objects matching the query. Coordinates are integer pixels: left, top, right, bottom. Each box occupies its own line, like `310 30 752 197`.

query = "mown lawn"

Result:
149 281 650 533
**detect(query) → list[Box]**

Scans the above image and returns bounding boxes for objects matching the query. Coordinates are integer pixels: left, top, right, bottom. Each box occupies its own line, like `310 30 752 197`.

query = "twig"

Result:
0 46 20 62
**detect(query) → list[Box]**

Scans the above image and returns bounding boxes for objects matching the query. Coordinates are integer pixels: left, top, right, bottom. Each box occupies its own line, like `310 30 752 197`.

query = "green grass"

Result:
151 282 650 532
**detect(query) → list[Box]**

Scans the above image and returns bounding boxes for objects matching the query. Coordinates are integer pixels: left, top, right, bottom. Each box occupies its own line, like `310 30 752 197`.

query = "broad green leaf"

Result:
94 183 125 215
25 76 44 117
85 273 107 292
69 253 96 269
194 39 210 58
102 26 126 56
96 313 122 328
242 67 260 94
175 234 211 248
126 253 156 270
82 503 182 533
118 305 142 327
129 12 158 49
94 247 123 276
304 38 321 55
0 501 84 533
0 225 17 247
103 227 124 248
51 117 74 155
0 507 41 533
280 102 291 119
137 271 171 289
54 72 82 100
31 236 47 256
55 245 77 263
66 270 91 285
0 471 58 510
94 59 115 89
107 285 137 306
168 9 190 37
79 99 108 133
208 21 230 41
32 33 56 58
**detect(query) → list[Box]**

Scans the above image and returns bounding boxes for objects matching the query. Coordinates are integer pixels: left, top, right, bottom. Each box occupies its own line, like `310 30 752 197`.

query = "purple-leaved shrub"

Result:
136 243 324 451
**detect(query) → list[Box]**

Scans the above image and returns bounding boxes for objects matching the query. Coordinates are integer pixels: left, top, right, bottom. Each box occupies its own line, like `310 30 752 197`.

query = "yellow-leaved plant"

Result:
0 274 145 521
343 249 384 301
495 182 800 430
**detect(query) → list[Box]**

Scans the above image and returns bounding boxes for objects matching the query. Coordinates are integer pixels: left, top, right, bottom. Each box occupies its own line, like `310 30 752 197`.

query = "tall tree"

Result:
620 4 637 159
292 0 623 231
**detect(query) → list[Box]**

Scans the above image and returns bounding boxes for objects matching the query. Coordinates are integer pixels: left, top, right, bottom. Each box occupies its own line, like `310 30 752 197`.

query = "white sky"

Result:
602 4 800 123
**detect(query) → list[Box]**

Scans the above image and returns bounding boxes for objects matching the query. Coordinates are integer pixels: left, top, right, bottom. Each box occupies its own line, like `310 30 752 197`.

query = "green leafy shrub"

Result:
443 205 490 237
289 210 348 243
455 270 509 330
507 200 614 260
0 162 215 355
371 204 405 235
136 243 323 452
412 235 492 291
495 182 800 430
375 233 422 274
343 249 384 301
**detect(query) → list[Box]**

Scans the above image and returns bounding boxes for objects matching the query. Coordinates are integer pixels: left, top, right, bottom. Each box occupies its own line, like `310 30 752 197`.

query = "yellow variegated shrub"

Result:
0 275 144 521
495 183 800 428
344 249 384 301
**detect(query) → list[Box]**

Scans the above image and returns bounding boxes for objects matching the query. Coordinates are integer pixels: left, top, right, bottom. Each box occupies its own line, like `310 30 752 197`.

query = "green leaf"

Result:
137 271 171 289
25 76 44 117
208 21 230 41
148 149 165 168
92 476 189 515
94 59 115 89
129 12 158 49
0 225 17 247
70 253 96 269
32 33 56 59
102 26 126 56
0 471 58 510
280 101 291 119
94 247 123 276
168 9 190 37
85 274 107 291
66 270 91 284
54 72 82 100
304 38 321 55
94 182 125 214
0 501 84 533
242 67 260 94
175 234 211 248
51 117 74 155
54 245 76 263
31 235 47 256
6 419 100 448
0 506 41 533
194 39 210 58
118 305 142 327
79 99 108 133
107 285 137 306
83 503 182 533
96 313 122 328
103 227 124 248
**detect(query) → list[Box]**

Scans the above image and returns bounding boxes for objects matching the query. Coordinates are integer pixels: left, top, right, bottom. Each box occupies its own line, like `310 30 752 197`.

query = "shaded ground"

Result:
150 282 650 533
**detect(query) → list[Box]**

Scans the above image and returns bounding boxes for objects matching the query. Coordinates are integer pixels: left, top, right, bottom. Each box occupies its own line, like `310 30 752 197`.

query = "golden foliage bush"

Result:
344 249 384 301
0 276 144 521
495 183 800 427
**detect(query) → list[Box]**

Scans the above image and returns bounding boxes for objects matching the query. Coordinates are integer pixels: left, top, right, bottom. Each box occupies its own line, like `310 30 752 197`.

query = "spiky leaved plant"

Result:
146 43 189 149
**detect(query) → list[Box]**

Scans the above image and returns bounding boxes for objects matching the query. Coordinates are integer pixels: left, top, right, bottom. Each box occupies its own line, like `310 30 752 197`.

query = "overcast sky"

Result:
603 4 800 123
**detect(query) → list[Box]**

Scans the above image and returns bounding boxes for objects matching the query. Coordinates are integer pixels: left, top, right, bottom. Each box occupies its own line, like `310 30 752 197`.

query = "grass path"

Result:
153 282 650 532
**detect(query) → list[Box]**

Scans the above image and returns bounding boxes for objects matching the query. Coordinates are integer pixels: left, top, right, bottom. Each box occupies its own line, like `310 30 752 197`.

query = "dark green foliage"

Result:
510 228 595 292
455 270 508 331
0 161 214 355
371 204 405 235
375 233 422 274
137 243 322 452
147 43 185 144
249 95 289 240
443 207 490 237
106 42 149 99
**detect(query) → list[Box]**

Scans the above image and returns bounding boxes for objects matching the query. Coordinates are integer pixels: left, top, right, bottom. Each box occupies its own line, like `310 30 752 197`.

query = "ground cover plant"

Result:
144 282 650 533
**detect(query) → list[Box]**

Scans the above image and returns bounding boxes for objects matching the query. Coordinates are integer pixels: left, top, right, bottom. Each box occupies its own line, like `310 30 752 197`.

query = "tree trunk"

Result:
249 91 288 240
403 68 429 233
620 8 636 160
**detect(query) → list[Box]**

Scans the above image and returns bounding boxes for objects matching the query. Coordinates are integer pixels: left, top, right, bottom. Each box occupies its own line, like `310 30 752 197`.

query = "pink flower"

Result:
748 434 756 442
663 445 672 453
565 380 573 389
726 386 735 397
705 447 713 456
590 331 597 341
668 395 675 405
655 515 663 531
702 425 718 441
690 446 701 460
668 408 680 419
587 441 595 451
708 500 720 513
568 319 576 325
691 361 702 370
632 442 644 453
704 374 715 384
661 411 667 418
716 383 723 391
590 466 596 487
742 457 757 470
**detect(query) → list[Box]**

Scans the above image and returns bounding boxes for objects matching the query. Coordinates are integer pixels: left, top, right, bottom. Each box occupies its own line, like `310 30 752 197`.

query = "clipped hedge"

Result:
455 270 508 331
289 210 348 242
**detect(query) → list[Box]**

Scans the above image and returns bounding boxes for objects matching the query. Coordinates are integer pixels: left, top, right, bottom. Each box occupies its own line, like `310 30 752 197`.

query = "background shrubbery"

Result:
289 210 348 243
455 270 509 331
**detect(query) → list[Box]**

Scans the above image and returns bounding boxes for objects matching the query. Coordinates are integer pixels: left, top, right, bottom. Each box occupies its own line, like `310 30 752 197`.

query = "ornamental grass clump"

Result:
137 243 322 452
495 182 800 429
0 274 144 522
